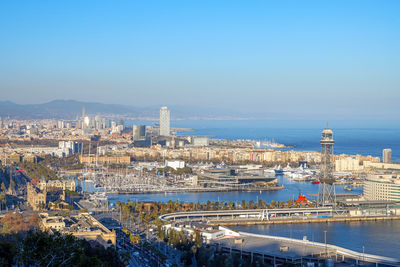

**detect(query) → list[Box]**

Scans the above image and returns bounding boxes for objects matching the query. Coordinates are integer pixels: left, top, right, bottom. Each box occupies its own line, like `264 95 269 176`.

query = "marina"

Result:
104 174 362 204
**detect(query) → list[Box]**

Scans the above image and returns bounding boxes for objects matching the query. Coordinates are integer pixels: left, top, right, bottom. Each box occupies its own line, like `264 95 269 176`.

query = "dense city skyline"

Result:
1 1 400 119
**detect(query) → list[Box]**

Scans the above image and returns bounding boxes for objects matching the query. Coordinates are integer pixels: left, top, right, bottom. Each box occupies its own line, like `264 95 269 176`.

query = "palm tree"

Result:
0 193 6 210
241 200 246 209
228 200 234 210
249 200 255 209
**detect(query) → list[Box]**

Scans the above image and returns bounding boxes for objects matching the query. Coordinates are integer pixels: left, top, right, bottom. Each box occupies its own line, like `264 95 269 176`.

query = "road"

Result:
96 211 180 267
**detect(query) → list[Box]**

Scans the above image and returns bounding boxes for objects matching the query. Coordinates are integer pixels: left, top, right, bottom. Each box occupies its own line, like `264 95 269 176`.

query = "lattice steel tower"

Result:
317 126 336 207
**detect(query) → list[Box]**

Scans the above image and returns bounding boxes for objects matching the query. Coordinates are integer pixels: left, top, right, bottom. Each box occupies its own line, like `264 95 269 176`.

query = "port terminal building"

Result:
198 168 277 188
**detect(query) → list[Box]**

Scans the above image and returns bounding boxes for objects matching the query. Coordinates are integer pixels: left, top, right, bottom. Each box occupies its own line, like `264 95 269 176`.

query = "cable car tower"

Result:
317 125 336 207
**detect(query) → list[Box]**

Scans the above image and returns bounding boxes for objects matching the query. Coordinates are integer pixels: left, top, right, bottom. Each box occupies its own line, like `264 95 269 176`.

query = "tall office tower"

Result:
83 116 90 128
159 106 170 136
383 149 392 164
118 119 125 126
133 125 146 140
107 119 111 128
317 126 337 207
94 115 101 129
57 120 64 129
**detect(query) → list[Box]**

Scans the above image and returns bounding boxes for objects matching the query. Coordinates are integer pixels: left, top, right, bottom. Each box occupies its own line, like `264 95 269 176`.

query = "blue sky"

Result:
0 0 399 119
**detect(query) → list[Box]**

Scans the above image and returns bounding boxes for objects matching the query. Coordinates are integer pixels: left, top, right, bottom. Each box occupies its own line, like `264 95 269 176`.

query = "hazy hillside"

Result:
0 100 146 119
0 100 248 120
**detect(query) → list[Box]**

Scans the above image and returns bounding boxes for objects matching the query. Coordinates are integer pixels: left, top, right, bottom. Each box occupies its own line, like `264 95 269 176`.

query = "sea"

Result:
117 119 400 258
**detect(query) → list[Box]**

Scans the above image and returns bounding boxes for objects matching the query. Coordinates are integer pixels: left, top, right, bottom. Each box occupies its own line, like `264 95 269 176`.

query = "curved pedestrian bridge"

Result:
159 207 336 222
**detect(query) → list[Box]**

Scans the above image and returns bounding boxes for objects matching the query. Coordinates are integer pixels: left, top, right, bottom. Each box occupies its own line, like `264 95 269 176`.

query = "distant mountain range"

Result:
0 100 386 120
0 100 254 120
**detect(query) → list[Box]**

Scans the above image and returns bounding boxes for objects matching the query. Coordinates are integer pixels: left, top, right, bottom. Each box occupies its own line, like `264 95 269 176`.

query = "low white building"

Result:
165 160 185 170
335 157 361 172
162 224 240 243
192 137 209 147
363 161 400 170
201 226 241 242
57 141 82 157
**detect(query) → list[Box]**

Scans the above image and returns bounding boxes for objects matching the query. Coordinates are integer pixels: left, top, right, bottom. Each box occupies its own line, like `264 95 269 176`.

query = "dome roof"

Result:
322 128 333 135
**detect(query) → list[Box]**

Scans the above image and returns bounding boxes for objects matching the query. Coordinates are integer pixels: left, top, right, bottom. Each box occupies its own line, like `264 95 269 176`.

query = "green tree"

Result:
0 241 17 266
249 200 255 209
20 231 123 267
0 193 6 210
194 230 202 247
130 233 141 244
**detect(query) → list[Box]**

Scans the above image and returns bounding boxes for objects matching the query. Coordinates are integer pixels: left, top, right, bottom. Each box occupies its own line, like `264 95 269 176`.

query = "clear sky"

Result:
0 0 399 119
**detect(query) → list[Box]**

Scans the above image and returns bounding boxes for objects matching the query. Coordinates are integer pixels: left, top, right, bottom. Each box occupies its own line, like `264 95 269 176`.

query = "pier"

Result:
107 185 284 194
208 215 400 226
213 231 400 266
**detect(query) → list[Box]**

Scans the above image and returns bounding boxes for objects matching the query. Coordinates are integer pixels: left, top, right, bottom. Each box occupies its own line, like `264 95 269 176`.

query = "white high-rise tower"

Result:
160 106 170 136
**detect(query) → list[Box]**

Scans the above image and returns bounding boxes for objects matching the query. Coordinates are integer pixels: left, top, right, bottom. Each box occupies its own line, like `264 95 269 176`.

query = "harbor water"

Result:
106 175 362 204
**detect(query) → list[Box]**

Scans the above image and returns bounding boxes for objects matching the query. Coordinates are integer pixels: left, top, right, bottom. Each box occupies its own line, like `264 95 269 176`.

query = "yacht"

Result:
274 165 284 175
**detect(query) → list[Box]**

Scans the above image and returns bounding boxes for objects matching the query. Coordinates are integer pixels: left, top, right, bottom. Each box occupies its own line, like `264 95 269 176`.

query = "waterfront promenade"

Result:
159 207 400 226
159 207 336 221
